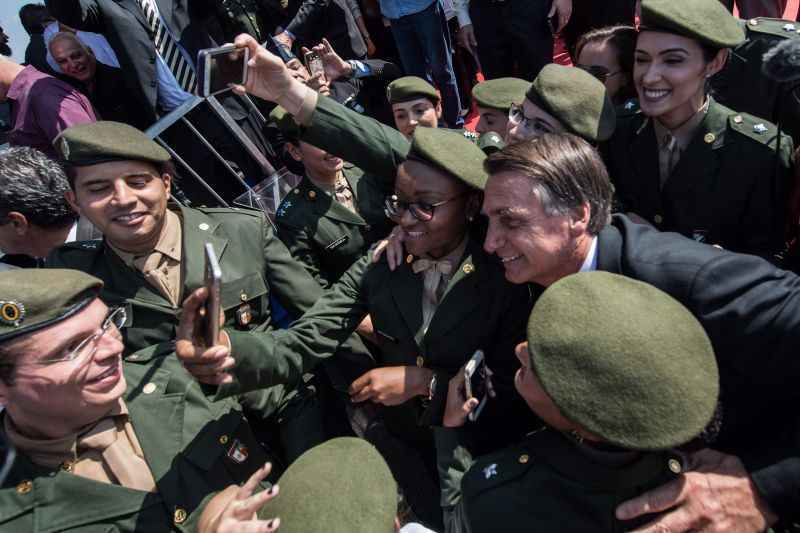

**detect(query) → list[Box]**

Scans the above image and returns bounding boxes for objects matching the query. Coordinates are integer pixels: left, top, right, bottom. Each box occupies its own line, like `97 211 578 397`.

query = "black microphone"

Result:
762 38 800 83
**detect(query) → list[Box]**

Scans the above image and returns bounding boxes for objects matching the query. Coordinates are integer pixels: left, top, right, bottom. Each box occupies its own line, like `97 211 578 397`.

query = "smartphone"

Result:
464 350 488 422
304 50 326 81
267 35 297 63
203 243 222 347
198 44 249 97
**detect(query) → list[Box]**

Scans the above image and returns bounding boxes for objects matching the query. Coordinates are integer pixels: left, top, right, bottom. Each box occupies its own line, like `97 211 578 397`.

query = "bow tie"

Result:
412 258 453 275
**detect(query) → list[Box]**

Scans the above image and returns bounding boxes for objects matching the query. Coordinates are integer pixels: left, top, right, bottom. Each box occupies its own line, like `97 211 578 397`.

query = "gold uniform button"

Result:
219 435 229 445
143 382 157 395
703 133 715 144
308 190 317 200
462 264 474 274
240 293 248 302
416 356 424 367
653 214 663 224
518 454 529 464
668 458 682 474
405 254 414 264
174 508 188 524
60 460 74 472
16 480 32 494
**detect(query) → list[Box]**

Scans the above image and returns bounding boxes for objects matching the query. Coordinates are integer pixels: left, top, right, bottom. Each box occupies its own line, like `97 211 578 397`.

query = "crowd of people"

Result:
0 0 799 531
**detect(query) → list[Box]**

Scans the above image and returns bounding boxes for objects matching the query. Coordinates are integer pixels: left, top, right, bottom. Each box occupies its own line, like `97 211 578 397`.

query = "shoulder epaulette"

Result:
616 98 641 118
727 112 783 146
744 17 800 40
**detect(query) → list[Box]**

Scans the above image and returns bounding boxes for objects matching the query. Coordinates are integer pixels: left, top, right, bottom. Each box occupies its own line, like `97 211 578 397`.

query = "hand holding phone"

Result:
304 50 326 82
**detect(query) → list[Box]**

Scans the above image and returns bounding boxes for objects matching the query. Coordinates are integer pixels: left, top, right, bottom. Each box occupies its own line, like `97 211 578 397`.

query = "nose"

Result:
94 328 125 363
398 208 418 228
483 218 503 254
641 63 660 85
110 180 135 207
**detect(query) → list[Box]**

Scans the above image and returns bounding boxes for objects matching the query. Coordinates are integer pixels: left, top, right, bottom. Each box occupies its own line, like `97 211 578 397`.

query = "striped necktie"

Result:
136 0 197 93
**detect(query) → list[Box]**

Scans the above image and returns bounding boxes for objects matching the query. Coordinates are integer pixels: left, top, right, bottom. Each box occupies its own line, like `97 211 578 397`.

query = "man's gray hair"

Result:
0 147 77 228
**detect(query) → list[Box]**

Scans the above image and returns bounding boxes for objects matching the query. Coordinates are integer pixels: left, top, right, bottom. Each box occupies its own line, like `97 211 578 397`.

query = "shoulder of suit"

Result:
196 206 264 220
725 110 787 150
743 17 800 40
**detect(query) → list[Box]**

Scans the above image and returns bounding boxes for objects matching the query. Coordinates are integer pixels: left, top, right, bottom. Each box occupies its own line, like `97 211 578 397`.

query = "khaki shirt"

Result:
415 236 468 334
5 399 157 492
109 209 183 307
652 99 710 188
308 172 357 213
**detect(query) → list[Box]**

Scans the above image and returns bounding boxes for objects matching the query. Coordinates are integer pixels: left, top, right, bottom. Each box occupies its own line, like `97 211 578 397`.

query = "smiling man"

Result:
0 269 279 532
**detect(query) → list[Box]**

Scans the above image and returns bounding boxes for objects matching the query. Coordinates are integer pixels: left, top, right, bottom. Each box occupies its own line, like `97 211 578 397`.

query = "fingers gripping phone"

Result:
203 243 222 347
304 50 326 81
464 350 489 422
198 44 249 97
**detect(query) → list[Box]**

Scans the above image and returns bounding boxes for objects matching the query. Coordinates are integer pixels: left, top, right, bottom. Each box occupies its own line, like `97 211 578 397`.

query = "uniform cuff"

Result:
749 456 800 522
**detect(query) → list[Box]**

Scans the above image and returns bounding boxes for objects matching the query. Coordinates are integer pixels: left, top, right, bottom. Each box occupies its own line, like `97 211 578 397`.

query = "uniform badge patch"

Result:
753 123 768 134
227 439 249 464
483 463 498 480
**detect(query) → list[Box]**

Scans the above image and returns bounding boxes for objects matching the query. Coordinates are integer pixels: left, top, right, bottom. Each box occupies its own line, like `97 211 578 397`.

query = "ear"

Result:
706 49 729 78
284 142 303 163
65 190 82 216
435 101 443 120
6 212 29 236
568 202 591 236
161 172 172 197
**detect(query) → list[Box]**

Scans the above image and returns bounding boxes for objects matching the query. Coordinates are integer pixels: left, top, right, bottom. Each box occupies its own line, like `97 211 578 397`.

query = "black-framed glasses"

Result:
384 193 466 222
508 103 556 136
31 307 126 366
576 64 622 82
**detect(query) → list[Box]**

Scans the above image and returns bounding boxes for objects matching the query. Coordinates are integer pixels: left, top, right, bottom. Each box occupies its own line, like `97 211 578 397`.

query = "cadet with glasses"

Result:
602 0 794 259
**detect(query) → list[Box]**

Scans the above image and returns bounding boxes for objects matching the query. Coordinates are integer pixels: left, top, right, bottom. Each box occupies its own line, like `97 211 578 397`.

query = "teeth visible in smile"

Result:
405 231 426 239
644 89 670 99
501 254 522 263
93 366 116 381
115 214 141 222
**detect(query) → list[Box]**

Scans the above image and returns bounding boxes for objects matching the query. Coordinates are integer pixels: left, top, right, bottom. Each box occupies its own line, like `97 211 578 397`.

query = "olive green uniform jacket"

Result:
603 98 794 259
274 165 395 288
450 428 682 533
0 343 276 532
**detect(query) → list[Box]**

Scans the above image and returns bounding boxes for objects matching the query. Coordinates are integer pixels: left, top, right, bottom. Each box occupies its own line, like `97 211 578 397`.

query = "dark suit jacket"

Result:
285 0 367 59
595 214 800 521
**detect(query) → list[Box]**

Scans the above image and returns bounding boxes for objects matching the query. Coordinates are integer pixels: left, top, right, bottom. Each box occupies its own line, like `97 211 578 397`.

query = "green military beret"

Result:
269 105 301 141
478 131 505 155
0 269 102 344
408 127 488 190
526 64 616 143
640 0 745 49
386 76 440 105
527 271 719 450
258 437 396 532
472 77 530 111
54 121 170 167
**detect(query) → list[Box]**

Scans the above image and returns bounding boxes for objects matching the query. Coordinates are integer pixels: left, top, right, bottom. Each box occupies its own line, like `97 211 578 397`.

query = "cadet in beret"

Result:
471 77 529 136
602 0 795 259
441 271 720 532
386 76 442 139
177 125 537 529
505 63 617 145
46 121 370 463
0 269 281 532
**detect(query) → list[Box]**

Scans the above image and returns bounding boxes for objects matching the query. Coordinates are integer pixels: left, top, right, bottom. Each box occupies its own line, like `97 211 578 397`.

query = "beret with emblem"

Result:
526 64 616 142
270 105 301 141
258 437 396 532
408 127 488 190
640 0 745 49
527 271 719 450
472 77 529 111
0 269 102 344
386 76 440 105
478 131 505 155
54 121 170 167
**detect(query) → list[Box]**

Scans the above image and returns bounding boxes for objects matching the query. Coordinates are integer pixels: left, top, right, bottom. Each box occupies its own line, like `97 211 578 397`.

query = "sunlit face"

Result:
0 298 126 438
513 341 573 431
475 106 510 136
577 40 628 103
50 37 96 83
482 171 584 286
67 160 171 254
392 98 441 139
286 140 344 181
634 31 724 127
504 99 566 145
394 160 475 259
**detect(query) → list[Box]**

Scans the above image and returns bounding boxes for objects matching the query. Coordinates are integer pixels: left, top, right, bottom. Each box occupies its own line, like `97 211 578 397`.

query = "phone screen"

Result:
305 51 325 79
207 47 247 95
468 361 487 401
203 243 222 347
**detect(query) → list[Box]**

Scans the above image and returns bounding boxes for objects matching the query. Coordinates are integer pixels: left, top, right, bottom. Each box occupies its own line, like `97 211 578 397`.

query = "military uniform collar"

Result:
298 175 366 226
652 97 710 153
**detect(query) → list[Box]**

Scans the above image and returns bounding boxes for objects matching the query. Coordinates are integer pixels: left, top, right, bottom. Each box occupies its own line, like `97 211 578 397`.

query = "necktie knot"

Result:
412 258 453 275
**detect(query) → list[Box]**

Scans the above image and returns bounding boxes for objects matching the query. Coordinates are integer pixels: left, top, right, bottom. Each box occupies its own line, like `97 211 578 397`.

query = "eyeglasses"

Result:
508 103 556 137
33 307 126 366
384 193 466 222
577 64 622 83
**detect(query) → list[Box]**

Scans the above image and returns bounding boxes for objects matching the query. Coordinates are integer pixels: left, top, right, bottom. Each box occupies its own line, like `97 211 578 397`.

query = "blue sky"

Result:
2 0 38 63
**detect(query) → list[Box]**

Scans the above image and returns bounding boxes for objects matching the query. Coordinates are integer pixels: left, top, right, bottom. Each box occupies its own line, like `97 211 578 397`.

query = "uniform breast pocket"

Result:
220 273 269 330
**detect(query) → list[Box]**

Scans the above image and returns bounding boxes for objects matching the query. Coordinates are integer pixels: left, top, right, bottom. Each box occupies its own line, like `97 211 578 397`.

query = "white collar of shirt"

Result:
579 236 598 273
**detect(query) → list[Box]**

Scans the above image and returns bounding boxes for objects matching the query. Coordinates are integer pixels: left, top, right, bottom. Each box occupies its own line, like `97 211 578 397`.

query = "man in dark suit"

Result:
480 134 800 532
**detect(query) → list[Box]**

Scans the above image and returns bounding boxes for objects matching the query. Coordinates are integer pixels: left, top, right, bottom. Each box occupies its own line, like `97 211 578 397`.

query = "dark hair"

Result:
0 147 77 228
575 25 638 104
485 133 613 235
18 4 50 35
